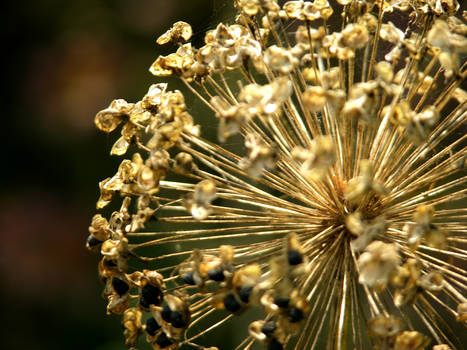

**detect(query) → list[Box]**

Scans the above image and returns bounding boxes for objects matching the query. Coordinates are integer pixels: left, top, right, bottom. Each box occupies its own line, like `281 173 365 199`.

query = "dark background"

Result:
2 1 234 349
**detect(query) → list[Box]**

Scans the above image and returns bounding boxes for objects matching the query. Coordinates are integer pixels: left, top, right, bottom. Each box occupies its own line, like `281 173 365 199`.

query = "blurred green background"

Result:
3 1 234 349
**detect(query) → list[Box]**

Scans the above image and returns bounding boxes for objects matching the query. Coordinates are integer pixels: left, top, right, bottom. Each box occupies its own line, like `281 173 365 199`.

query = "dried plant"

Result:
87 1 467 349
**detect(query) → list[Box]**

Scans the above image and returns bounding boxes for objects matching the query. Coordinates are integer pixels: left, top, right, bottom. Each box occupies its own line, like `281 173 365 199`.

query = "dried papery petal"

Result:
344 160 387 205
432 345 451 350
369 315 403 338
427 19 467 76
157 21 192 45
303 86 327 112
394 331 430 350
283 1 305 20
357 241 400 289
456 302 467 322
185 179 217 220
239 77 292 115
380 22 405 44
95 99 133 133
427 0 459 16
149 44 195 77
237 0 261 16
348 214 386 252
341 23 369 49
240 133 277 177
122 308 142 346
292 135 335 181
142 83 168 111
263 45 298 74
375 61 394 83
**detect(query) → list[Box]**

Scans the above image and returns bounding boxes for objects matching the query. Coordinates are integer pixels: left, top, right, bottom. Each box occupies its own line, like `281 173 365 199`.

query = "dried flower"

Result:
88 1 467 349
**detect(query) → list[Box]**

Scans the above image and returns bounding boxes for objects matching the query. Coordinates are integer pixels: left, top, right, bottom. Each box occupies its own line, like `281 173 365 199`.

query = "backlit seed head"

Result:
88 1 467 349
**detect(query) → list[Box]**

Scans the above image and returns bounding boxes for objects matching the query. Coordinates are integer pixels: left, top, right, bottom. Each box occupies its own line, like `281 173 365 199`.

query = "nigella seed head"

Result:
89 0 467 349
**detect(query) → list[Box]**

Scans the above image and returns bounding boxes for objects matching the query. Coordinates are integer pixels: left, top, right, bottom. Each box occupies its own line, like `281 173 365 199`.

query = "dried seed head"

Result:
88 1 467 348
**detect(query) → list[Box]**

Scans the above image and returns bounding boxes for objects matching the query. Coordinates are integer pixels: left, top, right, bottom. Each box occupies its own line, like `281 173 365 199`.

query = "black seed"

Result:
103 258 117 268
87 235 102 247
181 272 196 285
261 321 276 336
139 297 150 309
155 332 173 348
170 310 188 328
288 307 304 323
112 277 129 296
267 338 283 350
140 284 163 308
208 267 225 282
287 249 303 265
223 294 241 313
161 305 172 323
273 296 290 308
145 317 160 336
238 285 253 303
